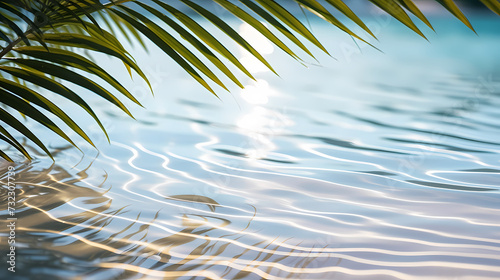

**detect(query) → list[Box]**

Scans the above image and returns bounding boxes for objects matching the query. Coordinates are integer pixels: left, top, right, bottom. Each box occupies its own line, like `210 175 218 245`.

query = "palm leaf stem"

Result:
0 30 30 59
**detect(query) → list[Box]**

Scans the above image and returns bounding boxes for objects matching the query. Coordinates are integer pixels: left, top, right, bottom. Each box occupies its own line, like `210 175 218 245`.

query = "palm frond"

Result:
1 0 499 161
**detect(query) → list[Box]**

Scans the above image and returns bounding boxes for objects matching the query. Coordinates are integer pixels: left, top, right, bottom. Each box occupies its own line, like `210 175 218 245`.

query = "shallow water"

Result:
1 15 500 279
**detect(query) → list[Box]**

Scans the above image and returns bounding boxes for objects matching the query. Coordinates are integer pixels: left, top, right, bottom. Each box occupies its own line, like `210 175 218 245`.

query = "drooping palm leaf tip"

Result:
0 0 499 162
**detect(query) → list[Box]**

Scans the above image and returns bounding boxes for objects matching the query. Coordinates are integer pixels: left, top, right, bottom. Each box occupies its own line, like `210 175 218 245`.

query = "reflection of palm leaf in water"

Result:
1 1 500 161
168 194 220 212
1 161 334 279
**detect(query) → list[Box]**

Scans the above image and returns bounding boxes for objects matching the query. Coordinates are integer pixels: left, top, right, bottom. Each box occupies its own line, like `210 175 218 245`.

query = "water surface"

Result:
1 16 500 279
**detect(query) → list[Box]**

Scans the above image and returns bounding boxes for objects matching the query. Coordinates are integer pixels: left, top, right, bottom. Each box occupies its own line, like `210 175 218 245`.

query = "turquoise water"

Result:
1 15 500 279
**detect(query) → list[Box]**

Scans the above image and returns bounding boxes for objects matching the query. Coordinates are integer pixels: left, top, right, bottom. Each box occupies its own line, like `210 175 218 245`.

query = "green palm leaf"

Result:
0 0 498 162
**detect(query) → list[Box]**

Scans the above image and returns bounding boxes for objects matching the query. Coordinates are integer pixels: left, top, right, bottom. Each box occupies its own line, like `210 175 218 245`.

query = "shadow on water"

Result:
0 156 334 279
